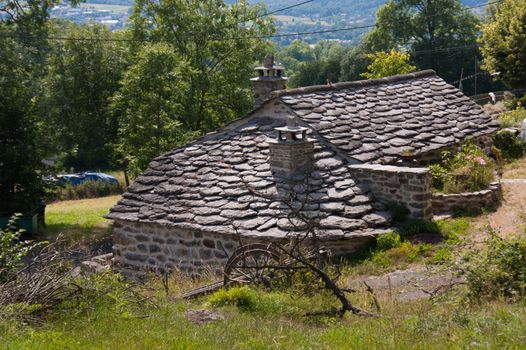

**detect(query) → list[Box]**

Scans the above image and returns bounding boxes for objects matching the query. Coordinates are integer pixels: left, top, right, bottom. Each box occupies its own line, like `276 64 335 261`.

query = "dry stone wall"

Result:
112 220 244 276
432 181 502 214
349 164 433 219
112 219 383 276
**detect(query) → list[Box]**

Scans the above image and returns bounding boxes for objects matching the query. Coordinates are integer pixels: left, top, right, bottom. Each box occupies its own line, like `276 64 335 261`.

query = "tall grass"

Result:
1 273 525 350
58 181 123 201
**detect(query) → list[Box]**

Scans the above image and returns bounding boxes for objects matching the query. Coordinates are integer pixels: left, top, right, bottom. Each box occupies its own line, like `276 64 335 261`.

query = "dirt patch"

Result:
347 266 459 302
471 183 526 238
185 309 225 325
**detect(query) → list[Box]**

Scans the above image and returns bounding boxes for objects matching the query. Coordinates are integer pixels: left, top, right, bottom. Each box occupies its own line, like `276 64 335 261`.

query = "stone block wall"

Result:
349 164 433 219
432 181 502 214
268 139 314 175
252 78 287 109
112 219 384 276
112 220 244 276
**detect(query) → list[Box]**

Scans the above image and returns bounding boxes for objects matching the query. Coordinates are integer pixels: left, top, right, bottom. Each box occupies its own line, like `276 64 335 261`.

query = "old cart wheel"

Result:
223 243 281 288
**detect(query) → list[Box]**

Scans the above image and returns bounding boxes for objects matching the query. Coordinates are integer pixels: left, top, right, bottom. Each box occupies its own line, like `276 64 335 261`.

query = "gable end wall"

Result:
349 164 433 219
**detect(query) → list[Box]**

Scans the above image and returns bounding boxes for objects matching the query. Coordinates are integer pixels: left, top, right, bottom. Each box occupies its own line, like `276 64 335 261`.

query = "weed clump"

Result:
398 219 440 238
460 231 526 301
58 180 123 201
208 286 258 311
493 130 525 160
375 232 401 251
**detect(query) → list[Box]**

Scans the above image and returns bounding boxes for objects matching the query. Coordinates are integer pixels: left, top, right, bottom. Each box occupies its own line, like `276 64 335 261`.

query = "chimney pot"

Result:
268 117 314 176
251 53 288 109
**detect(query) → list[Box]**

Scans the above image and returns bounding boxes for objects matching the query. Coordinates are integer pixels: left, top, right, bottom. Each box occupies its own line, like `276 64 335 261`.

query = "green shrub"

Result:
498 107 526 128
428 164 450 191
386 202 410 223
429 247 453 263
369 251 392 268
208 286 258 311
58 181 123 201
0 215 47 282
493 130 525 160
376 232 401 251
461 232 526 301
430 141 496 194
398 219 439 238
436 218 470 242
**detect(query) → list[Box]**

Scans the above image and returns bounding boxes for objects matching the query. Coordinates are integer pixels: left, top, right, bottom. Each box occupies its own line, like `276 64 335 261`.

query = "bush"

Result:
436 218 470 242
58 180 123 201
498 107 526 128
385 202 410 223
376 232 401 251
430 141 495 193
398 219 439 238
461 231 526 301
208 286 258 311
428 164 449 191
0 215 46 283
493 130 525 160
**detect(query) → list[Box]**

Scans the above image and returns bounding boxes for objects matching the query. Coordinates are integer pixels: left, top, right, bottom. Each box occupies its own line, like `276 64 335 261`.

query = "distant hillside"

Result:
83 0 490 45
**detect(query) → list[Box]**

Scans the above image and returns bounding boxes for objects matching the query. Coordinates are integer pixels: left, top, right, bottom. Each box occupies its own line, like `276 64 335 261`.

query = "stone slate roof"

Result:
274 70 500 164
107 116 391 240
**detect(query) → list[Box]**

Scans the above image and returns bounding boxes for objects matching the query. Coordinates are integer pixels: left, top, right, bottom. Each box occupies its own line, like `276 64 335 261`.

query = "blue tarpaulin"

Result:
57 171 119 186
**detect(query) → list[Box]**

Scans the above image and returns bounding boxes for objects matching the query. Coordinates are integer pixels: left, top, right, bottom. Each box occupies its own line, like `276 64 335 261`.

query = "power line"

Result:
0 1 501 43
240 0 317 23
255 0 317 19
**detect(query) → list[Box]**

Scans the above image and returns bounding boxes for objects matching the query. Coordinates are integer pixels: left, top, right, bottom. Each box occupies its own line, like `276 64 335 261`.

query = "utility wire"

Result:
240 0 317 23
0 1 501 43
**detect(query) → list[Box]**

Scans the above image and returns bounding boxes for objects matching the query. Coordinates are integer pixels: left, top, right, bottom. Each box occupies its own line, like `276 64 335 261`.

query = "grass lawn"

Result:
1 281 525 350
43 195 120 244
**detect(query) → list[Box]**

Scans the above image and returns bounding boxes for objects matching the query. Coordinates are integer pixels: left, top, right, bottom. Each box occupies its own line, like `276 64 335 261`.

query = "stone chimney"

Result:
251 54 287 109
268 117 314 176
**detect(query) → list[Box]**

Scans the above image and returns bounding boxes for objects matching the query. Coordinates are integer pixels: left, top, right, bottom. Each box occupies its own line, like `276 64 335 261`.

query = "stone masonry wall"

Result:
112 220 245 276
252 79 287 109
268 139 314 175
112 219 382 276
349 164 433 219
432 181 502 214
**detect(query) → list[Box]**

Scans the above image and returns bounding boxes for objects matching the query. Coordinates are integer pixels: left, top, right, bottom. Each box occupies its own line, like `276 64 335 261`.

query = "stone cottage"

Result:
106 56 500 275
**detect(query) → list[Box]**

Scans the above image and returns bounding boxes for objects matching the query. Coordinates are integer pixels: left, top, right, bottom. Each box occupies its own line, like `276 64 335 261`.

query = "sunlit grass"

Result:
2 279 525 350
42 195 120 243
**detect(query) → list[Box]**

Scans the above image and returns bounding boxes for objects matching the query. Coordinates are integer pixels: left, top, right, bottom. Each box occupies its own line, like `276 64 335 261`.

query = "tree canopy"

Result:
361 49 416 79
364 0 480 86
479 0 526 89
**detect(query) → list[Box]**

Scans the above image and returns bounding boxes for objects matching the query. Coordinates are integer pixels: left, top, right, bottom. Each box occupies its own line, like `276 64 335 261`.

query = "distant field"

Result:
273 15 329 26
79 3 131 13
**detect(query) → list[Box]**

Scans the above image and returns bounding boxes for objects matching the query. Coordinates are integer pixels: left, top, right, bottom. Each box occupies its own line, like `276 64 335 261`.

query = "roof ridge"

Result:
272 70 437 98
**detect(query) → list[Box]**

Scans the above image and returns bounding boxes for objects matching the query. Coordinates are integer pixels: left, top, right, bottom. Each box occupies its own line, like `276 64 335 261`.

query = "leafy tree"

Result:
479 0 526 89
275 39 316 82
290 41 348 87
361 49 416 79
111 43 199 175
339 45 371 82
365 0 480 86
44 24 130 170
129 0 274 131
111 0 273 174
0 0 87 215
0 37 46 215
